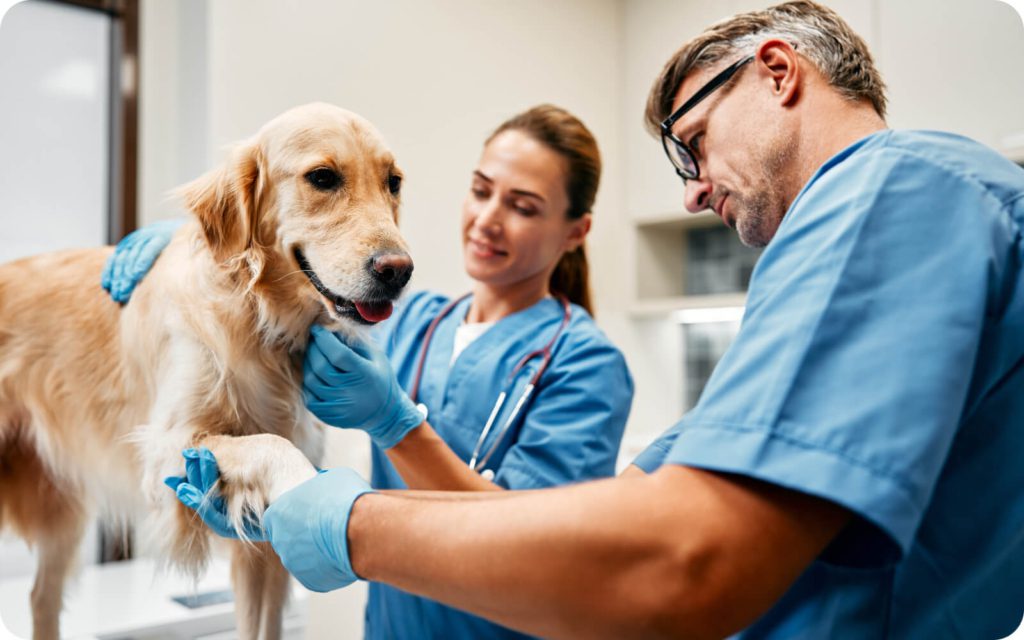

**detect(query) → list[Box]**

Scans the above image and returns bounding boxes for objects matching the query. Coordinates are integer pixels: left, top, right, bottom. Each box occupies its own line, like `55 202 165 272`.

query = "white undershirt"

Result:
451 320 495 364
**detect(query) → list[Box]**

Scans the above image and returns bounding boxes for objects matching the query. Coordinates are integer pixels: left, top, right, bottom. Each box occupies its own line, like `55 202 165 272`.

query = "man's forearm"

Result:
349 471 705 639
347 465 849 640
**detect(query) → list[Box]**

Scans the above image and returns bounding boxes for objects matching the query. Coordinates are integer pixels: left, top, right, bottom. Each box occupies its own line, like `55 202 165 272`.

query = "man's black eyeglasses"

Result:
659 55 754 182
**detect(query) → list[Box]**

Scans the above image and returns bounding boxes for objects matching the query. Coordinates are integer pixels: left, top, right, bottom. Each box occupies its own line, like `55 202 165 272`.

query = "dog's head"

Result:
180 103 412 332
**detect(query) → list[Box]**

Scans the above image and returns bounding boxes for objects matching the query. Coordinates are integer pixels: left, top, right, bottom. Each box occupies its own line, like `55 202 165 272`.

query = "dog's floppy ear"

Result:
179 141 263 264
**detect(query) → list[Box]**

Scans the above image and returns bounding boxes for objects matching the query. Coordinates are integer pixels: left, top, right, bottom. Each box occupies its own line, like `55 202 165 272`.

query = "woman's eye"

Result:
305 168 342 191
513 203 537 217
471 187 489 199
388 174 402 195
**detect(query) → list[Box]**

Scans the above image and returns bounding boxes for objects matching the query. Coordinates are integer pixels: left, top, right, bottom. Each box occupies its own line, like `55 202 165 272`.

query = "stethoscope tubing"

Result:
410 293 572 475
471 383 535 471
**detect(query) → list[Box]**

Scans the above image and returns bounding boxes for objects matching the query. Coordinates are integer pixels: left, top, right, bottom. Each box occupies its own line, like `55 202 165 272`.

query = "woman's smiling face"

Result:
461 129 584 291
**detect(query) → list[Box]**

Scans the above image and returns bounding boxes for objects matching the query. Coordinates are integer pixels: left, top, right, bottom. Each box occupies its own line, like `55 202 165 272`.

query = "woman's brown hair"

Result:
487 104 601 315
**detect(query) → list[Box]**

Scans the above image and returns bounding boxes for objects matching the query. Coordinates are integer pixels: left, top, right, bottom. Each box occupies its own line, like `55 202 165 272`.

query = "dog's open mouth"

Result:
293 248 393 324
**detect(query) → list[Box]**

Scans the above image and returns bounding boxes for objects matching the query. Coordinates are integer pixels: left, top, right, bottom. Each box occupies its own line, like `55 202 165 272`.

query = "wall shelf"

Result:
634 209 718 230
630 293 746 319
633 207 757 307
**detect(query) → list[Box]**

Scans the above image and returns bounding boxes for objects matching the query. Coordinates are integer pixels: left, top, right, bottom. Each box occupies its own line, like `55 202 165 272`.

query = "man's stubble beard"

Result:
735 130 796 248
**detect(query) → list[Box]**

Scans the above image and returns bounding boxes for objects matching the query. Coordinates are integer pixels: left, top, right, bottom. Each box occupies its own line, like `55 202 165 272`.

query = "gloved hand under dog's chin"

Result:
302 325 424 448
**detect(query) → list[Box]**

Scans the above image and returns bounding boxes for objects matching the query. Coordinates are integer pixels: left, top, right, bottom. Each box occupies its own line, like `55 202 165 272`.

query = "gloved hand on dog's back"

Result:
166 447 376 592
304 324 425 449
101 219 184 303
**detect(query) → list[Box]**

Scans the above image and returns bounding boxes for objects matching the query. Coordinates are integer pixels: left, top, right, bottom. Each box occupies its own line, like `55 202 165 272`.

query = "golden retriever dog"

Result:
0 102 412 639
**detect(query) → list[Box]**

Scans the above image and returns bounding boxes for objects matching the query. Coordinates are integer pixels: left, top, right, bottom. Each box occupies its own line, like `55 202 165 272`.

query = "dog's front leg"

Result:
131 421 214 576
230 541 291 640
196 433 318 640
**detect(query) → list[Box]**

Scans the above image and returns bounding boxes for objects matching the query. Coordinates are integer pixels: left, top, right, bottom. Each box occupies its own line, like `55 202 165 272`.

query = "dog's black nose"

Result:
369 252 413 291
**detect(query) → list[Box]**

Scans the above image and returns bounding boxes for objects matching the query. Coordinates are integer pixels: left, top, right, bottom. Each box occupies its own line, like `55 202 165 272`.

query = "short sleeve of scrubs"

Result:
664 139 999 562
495 324 634 490
631 417 684 473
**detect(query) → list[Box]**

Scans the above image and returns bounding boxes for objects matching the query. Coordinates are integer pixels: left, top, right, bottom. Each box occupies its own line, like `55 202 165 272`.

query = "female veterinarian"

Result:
103 104 634 640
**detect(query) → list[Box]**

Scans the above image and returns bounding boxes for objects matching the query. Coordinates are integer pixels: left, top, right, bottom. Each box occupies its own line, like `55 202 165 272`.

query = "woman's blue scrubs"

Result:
364 291 634 639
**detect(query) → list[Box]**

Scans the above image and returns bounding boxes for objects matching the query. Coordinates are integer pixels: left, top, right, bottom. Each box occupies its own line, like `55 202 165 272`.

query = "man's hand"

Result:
263 467 376 592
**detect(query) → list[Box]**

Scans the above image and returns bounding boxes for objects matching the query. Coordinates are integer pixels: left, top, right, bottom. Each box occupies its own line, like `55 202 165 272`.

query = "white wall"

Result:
139 0 625 300
0 0 110 263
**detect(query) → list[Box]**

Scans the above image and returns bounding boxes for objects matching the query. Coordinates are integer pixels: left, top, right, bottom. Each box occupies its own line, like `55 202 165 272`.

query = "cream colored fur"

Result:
0 103 411 640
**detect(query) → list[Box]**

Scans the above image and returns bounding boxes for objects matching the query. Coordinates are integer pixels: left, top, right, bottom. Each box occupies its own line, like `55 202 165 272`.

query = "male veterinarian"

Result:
175 1 1024 637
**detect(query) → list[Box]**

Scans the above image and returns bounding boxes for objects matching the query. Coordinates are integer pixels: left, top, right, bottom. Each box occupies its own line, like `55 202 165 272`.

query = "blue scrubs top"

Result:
366 291 634 639
635 130 1024 639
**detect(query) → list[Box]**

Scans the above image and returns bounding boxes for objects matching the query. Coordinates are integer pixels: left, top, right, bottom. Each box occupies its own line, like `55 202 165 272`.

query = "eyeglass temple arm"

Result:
663 55 754 129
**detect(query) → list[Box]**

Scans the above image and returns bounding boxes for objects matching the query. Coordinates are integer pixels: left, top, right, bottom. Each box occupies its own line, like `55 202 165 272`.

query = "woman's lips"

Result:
468 238 506 258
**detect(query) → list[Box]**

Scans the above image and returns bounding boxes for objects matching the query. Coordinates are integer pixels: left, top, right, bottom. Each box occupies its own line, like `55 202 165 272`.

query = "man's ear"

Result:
178 141 263 264
756 39 801 106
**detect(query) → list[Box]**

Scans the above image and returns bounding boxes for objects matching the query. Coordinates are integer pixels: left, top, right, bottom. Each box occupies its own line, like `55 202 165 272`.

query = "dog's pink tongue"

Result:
354 300 393 323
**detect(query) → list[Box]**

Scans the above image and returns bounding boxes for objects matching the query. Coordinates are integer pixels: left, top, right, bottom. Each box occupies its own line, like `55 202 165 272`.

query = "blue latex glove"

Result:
164 447 268 541
102 218 184 303
303 324 425 449
263 467 376 592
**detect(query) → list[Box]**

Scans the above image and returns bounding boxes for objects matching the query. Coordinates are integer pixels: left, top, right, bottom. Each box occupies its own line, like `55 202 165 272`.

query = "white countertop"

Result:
0 555 307 640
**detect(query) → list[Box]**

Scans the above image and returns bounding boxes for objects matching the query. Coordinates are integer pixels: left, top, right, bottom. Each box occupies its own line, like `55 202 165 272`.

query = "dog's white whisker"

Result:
272 268 312 284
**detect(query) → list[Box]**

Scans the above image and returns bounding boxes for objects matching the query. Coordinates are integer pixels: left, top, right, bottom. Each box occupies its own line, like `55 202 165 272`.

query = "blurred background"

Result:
1 0 1022 637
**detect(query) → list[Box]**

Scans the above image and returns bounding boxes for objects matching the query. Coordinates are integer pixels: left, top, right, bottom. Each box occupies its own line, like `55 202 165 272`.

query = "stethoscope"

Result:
409 292 572 479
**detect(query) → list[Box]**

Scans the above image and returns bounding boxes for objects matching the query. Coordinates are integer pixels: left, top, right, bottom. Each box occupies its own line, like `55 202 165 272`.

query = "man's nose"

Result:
684 177 713 214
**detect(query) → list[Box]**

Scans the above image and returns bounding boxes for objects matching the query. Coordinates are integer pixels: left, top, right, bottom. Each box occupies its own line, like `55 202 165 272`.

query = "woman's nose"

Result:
473 197 503 233
684 177 713 214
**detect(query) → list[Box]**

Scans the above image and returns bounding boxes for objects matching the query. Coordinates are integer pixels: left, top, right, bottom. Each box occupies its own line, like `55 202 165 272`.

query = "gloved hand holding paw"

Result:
164 447 267 541
167 447 376 593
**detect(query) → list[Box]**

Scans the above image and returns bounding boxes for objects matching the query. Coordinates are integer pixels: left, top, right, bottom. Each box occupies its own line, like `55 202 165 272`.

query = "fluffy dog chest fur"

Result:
127 237 320 455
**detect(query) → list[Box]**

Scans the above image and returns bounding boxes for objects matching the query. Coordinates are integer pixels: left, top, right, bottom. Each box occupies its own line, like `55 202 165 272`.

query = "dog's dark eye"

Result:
388 174 402 195
305 168 341 191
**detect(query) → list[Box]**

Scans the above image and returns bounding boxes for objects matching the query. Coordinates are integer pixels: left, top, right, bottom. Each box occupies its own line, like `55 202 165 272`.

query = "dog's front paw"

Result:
195 433 318 537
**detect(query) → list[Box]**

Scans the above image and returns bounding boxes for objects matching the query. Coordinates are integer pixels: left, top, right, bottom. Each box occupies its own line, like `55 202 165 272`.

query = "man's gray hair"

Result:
645 0 887 135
